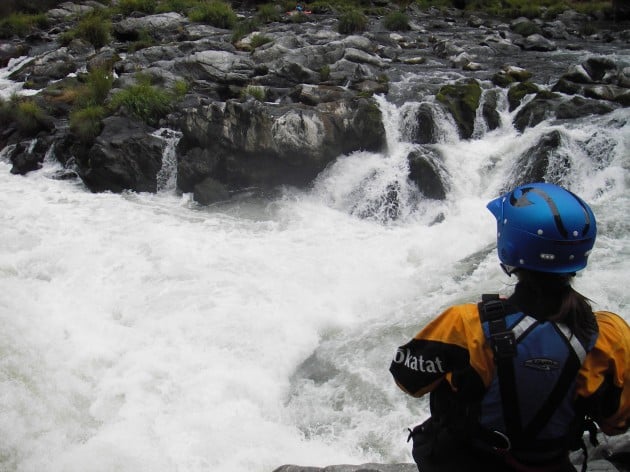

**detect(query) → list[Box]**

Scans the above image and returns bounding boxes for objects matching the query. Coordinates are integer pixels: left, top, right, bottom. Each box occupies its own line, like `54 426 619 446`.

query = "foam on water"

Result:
1 91 628 472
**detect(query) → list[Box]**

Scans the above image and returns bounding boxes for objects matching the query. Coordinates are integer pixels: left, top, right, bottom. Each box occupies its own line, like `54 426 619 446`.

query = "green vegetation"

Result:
383 10 410 31
319 64 331 82
448 0 612 19
0 12 48 38
173 79 189 98
240 85 266 101
109 74 176 126
189 0 237 28
256 3 280 23
117 0 157 15
0 96 15 127
128 29 157 52
232 17 259 43
74 10 112 49
0 0 67 16
70 105 107 142
250 33 272 49
81 67 115 106
15 99 48 134
337 8 367 34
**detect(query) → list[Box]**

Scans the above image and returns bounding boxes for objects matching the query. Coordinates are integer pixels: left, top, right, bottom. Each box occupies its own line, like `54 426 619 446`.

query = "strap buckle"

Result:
490 328 517 359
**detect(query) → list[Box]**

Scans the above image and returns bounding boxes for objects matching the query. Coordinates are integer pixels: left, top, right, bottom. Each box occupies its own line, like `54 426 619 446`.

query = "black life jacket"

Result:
477 294 599 462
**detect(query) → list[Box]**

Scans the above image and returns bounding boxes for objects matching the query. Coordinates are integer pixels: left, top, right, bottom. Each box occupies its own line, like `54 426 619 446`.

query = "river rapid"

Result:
1 41 629 472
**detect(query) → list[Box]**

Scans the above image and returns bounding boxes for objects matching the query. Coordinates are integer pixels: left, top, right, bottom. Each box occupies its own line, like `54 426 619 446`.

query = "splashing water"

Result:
0 73 629 472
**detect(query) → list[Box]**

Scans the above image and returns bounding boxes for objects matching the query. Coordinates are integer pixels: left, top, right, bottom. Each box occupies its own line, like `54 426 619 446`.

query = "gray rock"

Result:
82 116 165 193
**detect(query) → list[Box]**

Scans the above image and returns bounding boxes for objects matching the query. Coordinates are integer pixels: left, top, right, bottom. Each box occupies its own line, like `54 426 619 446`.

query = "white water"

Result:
1 86 629 472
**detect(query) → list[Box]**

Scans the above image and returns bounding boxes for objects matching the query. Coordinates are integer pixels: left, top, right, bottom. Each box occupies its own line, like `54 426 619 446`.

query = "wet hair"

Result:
508 269 598 343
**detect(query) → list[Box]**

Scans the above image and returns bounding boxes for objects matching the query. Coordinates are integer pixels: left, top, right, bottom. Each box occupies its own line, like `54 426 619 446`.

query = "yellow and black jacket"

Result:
390 301 630 449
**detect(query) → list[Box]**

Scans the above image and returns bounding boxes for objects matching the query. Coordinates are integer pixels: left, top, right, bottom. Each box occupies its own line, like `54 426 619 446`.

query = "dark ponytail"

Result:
508 270 598 343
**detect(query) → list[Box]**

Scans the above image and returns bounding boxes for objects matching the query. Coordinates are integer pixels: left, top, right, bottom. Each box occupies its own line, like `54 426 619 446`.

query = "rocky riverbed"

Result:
1 1 629 206
1 3 629 471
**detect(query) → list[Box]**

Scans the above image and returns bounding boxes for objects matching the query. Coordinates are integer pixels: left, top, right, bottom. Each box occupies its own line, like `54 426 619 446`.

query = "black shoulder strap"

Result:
478 294 522 439
478 295 589 447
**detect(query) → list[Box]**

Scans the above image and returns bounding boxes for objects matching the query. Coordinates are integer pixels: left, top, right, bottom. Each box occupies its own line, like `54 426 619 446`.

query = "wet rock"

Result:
0 42 29 68
402 103 440 145
81 116 165 193
508 82 541 111
407 148 448 200
8 140 44 175
517 34 557 52
509 130 566 188
435 79 482 139
510 17 542 37
553 57 630 106
177 96 386 194
113 12 187 42
193 176 230 205
482 89 502 131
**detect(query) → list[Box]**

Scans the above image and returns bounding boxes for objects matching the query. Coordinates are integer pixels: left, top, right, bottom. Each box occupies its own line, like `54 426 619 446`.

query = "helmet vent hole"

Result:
572 230 579 237
540 253 555 261
537 229 543 235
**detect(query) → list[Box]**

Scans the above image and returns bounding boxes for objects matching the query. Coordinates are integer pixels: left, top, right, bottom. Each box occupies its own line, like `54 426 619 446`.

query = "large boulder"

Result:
553 57 630 106
435 79 482 139
505 130 566 189
112 12 188 42
80 116 165 193
407 147 448 200
177 95 386 202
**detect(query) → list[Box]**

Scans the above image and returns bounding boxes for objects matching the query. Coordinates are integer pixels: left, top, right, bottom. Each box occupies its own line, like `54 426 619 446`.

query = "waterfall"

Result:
153 128 182 193
1 55 629 472
0 56 36 99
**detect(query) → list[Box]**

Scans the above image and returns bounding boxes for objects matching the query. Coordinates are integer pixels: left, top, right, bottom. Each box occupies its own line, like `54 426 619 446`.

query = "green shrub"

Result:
1 0 72 15
288 12 310 23
0 12 48 38
15 99 47 134
155 0 199 14
383 10 410 30
240 85 266 102
128 29 156 52
75 11 111 49
117 0 157 15
84 67 114 106
257 3 280 23
189 0 237 29
414 0 454 10
173 79 189 98
0 97 12 126
231 17 259 43
337 9 367 34
319 64 331 81
250 34 272 49
70 105 107 142
109 76 174 126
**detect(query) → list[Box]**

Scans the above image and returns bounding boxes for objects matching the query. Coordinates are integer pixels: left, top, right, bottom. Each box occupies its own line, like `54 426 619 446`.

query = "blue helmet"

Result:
487 183 597 274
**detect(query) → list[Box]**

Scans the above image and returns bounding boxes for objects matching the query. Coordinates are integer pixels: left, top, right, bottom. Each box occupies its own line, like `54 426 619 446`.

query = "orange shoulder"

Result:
416 303 495 387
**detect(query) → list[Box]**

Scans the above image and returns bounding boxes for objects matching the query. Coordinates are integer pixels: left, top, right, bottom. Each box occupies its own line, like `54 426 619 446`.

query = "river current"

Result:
1 51 629 472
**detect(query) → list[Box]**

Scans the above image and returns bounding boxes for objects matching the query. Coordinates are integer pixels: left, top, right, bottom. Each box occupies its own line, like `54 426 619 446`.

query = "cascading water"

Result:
153 128 183 193
1 66 629 472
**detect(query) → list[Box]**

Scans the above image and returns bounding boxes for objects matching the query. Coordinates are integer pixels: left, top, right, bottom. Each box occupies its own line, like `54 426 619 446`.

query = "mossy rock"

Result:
436 79 482 139
507 81 540 111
